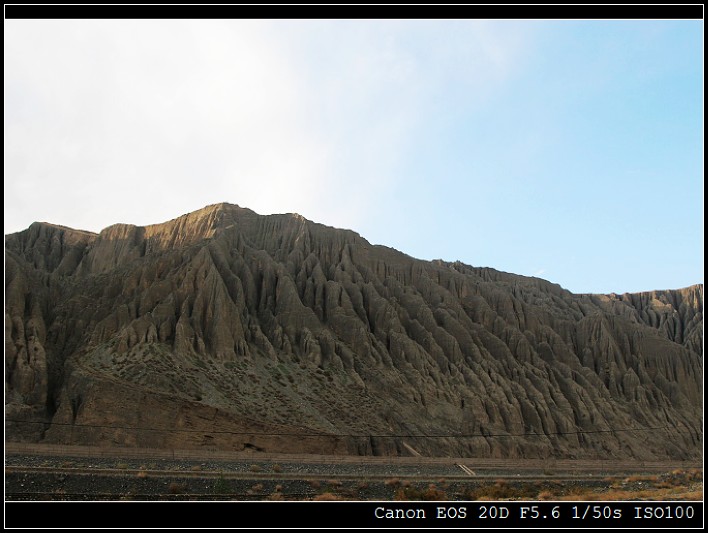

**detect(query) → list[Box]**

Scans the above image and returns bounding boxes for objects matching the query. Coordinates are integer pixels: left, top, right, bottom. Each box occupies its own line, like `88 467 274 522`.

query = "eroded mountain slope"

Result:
5 203 703 458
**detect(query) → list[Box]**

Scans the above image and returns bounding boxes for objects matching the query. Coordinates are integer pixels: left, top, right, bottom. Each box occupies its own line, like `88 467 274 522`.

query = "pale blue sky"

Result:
4 20 703 294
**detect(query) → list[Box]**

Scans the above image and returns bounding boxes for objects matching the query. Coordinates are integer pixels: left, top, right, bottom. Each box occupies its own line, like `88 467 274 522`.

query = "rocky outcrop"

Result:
585 286 703 357
5 203 703 458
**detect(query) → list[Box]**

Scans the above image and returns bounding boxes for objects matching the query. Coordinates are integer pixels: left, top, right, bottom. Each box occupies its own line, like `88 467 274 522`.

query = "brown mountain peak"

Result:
5 204 703 459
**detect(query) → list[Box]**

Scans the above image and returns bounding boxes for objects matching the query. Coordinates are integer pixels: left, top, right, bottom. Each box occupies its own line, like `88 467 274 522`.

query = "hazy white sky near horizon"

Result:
4 20 703 294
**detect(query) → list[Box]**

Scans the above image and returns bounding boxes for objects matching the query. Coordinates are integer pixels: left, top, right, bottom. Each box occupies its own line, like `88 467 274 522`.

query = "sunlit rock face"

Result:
5 203 703 458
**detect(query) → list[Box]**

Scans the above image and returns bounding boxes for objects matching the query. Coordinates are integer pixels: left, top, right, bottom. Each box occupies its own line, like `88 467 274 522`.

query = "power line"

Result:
5 418 691 439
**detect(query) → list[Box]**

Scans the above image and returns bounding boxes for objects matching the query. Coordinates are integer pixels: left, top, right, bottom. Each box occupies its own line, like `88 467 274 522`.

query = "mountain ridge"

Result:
5 203 703 459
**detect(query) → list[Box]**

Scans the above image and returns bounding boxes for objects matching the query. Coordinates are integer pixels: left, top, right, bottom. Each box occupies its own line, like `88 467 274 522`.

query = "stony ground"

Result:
6 453 702 501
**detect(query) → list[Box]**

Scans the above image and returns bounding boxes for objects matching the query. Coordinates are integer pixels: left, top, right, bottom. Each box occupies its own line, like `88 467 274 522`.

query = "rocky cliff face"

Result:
5 203 703 458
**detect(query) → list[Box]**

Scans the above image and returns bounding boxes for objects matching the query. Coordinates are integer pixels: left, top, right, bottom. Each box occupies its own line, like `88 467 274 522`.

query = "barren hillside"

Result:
5 203 703 458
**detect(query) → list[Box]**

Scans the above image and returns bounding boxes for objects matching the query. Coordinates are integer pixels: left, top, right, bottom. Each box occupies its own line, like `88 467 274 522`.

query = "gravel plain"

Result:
6 452 643 501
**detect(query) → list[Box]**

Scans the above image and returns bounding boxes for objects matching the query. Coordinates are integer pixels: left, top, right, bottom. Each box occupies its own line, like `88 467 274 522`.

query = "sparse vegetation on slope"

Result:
5 203 703 459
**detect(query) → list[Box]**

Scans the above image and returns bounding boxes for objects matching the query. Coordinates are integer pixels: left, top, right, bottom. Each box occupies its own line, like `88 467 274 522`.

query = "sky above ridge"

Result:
4 19 703 294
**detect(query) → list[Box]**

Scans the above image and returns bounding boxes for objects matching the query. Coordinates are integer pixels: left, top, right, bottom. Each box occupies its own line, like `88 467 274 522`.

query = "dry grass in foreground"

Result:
569 469 703 501
471 469 704 502
305 469 703 501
